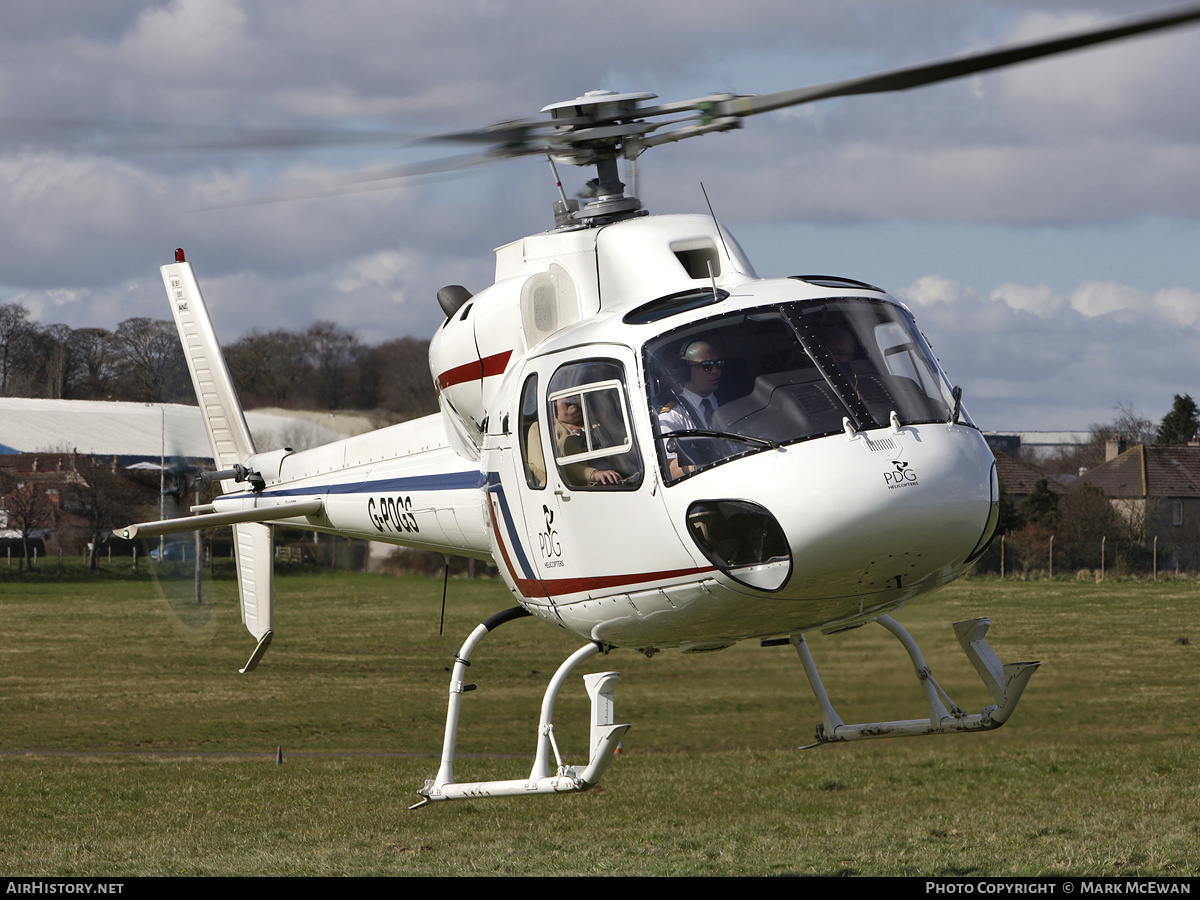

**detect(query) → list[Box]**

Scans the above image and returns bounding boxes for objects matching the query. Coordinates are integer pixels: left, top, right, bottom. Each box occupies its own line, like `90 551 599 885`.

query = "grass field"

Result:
1 568 1197 876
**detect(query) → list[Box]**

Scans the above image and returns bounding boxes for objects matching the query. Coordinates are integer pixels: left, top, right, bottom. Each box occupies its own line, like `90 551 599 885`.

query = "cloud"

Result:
0 1 1198 434
901 271 1200 430
990 283 1064 316
896 274 978 307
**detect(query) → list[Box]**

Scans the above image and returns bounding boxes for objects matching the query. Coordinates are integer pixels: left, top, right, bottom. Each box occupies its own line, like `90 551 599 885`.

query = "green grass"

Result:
1 572 1198 876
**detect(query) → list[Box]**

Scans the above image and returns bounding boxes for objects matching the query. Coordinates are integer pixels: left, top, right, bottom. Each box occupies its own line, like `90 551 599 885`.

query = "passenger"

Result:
552 396 623 486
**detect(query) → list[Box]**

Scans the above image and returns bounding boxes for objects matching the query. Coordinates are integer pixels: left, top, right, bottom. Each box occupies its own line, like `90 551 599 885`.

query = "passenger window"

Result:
546 361 642 490
518 374 546 489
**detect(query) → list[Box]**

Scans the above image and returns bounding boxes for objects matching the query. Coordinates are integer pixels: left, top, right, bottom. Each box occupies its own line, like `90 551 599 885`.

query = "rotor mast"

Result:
540 90 660 226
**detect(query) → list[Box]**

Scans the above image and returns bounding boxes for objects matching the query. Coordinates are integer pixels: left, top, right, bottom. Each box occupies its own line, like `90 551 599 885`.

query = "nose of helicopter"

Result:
676 424 997 601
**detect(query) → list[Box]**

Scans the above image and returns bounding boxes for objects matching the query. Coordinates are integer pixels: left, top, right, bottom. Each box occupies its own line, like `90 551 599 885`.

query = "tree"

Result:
1058 482 1126 545
21 323 76 399
1061 401 1161 472
0 469 51 573
0 301 34 396
1156 394 1200 445
1019 477 1059 528
114 318 189 403
305 321 365 410
67 455 139 571
363 337 438 419
67 327 122 400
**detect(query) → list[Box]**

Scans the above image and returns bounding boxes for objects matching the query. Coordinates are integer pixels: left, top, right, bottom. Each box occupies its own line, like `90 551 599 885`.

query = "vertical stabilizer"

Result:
161 254 257 474
161 251 274 668
235 522 273 670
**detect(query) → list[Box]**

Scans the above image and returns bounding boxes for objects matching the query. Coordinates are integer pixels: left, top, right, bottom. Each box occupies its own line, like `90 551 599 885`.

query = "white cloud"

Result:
896 274 976 307
990 283 1064 316
1068 281 1146 318
1150 285 1200 327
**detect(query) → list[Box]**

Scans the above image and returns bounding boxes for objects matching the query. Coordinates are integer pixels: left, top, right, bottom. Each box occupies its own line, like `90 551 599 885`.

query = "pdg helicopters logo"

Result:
884 460 919 490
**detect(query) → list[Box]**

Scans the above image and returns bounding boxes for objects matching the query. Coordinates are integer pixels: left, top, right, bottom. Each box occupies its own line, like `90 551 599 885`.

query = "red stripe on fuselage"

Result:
436 350 512 392
537 566 716 597
489 505 714 602
489 500 550 600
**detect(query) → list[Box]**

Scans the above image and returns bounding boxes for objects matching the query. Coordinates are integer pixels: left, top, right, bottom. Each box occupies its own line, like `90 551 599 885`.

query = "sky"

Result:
2 0 1199 431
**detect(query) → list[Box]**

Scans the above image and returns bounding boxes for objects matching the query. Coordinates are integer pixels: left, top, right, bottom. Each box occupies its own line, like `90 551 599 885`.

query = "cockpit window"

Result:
645 297 966 483
546 360 643 490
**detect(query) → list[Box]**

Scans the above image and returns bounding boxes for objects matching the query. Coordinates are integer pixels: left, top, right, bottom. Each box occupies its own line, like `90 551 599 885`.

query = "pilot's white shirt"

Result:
658 389 719 460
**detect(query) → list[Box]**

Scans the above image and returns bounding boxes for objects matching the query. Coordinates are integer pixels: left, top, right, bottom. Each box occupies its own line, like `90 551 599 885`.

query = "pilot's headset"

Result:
676 340 705 384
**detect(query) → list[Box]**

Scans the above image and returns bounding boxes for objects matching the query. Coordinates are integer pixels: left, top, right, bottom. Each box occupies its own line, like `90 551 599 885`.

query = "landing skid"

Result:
792 616 1039 744
412 607 630 808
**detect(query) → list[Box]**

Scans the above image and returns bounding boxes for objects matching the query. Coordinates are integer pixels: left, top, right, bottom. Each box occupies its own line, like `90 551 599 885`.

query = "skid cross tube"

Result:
413 608 630 807
793 615 1040 744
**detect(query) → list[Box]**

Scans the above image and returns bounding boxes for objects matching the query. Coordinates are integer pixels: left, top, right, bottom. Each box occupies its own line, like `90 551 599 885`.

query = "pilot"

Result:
658 340 724 479
823 327 856 364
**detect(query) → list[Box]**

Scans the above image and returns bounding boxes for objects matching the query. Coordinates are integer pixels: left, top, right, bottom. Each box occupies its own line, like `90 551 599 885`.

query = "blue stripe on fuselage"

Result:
485 471 536 583
254 470 486 500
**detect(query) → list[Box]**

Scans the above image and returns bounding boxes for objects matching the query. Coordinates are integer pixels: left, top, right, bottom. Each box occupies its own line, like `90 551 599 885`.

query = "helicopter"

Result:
117 3 1200 806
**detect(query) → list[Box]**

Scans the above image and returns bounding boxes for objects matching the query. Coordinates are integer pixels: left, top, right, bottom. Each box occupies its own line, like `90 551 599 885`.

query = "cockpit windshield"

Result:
644 297 968 482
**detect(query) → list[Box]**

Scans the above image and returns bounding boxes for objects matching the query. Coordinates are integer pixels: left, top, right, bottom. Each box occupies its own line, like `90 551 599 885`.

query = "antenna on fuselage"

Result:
700 182 732 264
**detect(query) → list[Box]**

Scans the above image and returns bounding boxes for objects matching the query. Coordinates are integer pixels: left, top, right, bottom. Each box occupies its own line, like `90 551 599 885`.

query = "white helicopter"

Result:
119 4 1200 806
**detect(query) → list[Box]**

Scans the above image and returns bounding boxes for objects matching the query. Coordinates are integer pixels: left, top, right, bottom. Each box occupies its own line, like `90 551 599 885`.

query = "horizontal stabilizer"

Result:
116 498 323 539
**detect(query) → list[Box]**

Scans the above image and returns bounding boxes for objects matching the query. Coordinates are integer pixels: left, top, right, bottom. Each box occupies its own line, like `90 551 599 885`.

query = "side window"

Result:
518 374 545 489
546 360 643 490
874 320 943 400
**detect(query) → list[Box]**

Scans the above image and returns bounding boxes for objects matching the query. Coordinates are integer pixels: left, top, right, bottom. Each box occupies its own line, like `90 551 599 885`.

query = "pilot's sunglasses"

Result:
690 360 724 372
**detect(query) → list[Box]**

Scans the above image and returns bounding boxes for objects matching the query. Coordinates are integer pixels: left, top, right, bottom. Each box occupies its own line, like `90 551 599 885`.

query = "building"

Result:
0 399 365 561
1073 443 1200 568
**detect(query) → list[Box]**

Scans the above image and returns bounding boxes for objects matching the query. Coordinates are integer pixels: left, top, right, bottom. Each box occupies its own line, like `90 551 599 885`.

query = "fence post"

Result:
1152 536 1157 581
1100 535 1106 581
1000 534 1005 579
1049 535 1054 579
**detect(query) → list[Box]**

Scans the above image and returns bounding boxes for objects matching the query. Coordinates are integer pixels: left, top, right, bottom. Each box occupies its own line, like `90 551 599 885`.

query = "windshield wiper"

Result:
658 429 781 450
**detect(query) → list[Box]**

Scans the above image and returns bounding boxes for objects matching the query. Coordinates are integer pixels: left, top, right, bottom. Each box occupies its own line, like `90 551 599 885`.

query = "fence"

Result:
974 534 1200 579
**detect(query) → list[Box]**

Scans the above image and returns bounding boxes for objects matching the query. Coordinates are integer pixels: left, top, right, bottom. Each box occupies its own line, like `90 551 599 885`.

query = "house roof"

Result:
992 450 1066 496
1075 444 1200 499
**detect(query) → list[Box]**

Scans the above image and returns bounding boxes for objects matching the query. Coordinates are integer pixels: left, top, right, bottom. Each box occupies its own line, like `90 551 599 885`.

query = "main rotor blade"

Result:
193 149 498 210
722 2 1200 117
0 114 413 155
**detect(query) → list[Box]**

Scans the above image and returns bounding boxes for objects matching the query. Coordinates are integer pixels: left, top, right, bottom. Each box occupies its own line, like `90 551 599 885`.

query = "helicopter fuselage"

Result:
204 213 998 654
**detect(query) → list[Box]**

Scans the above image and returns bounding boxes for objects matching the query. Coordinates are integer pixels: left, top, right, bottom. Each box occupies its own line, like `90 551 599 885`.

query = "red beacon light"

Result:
175 248 186 262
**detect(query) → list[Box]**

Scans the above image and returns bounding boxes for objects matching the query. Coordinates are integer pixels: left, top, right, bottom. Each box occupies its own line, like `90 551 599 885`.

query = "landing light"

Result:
685 500 791 592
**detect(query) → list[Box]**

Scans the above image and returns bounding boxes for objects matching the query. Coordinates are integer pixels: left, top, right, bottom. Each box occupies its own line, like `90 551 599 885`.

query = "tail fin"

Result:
161 249 274 671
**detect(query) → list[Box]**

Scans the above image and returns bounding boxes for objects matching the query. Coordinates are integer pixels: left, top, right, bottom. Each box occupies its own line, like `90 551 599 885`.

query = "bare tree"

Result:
114 318 189 403
225 328 310 408
0 469 51 573
67 455 139 571
1045 401 1163 475
0 301 34 396
365 337 439 419
68 327 122 399
306 321 366 410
